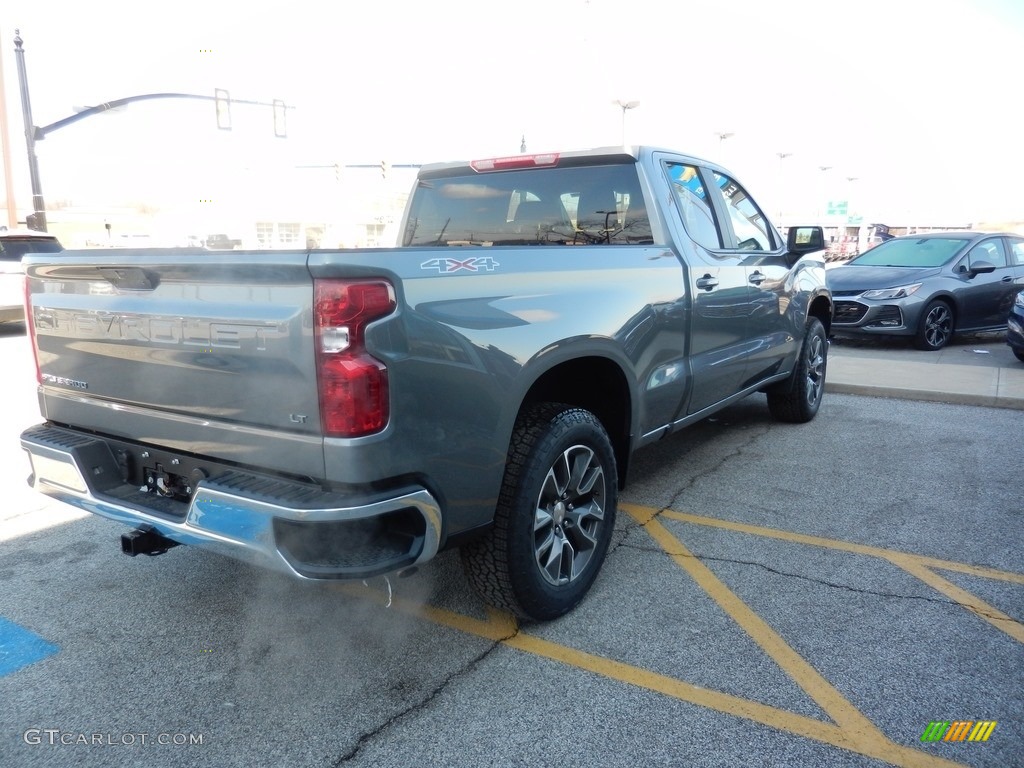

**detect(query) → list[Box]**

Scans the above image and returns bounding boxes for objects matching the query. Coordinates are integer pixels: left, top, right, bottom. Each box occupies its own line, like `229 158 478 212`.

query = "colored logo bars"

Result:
920 721 997 742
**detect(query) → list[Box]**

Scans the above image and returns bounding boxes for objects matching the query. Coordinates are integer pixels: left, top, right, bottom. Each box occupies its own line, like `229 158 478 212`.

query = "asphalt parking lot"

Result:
0 324 1021 768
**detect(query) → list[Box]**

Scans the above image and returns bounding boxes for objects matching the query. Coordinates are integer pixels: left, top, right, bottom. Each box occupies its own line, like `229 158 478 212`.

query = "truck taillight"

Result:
24 274 41 384
314 279 396 437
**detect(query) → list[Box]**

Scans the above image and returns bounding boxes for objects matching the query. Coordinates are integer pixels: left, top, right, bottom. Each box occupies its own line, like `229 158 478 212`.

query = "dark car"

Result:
0 229 64 324
826 231 1024 350
1008 289 1024 362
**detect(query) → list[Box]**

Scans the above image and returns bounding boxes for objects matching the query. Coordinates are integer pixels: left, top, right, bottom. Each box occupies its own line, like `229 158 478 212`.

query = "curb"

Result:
824 382 1024 410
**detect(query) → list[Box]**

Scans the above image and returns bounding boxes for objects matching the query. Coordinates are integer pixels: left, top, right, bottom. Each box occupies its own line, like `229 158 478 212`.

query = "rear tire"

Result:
766 318 827 423
461 403 617 622
1014 349 1024 363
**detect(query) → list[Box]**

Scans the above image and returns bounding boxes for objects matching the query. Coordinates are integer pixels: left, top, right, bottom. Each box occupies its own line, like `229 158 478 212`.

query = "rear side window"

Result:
403 164 652 246
666 163 720 250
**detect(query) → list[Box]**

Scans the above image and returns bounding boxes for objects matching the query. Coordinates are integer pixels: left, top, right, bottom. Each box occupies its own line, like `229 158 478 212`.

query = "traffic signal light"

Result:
381 160 389 180
273 99 287 138
215 88 231 130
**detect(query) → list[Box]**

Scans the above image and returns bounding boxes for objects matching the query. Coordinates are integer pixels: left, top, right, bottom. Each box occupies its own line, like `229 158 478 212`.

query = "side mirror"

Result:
967 261 996 277
786 226 826 263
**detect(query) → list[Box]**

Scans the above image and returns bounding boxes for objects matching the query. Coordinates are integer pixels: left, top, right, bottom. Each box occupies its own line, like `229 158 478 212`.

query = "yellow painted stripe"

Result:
630 505 1024 586
627 503 1024 643
888 557 1024 644
332 582 966 768
628 509 881 735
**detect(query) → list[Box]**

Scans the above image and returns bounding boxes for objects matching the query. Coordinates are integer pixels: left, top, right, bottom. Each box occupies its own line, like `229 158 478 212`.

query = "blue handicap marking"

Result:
0 616 59 677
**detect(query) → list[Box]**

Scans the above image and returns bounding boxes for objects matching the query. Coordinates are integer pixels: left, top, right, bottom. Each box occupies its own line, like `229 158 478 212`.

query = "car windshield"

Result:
849 237 965 268
0 238 64 261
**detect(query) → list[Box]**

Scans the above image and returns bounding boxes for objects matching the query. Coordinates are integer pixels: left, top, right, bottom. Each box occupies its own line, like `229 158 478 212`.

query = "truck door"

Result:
664 162 754 415
704 171 798 387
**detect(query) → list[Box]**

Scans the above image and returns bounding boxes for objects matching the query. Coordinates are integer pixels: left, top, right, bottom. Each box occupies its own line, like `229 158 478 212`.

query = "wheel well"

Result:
809 295 832 335
520 357 631 488
927 295 957 320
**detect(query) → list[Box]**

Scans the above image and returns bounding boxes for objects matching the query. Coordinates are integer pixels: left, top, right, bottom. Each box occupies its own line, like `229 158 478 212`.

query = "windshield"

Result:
0 237 64 261
849 237 966 268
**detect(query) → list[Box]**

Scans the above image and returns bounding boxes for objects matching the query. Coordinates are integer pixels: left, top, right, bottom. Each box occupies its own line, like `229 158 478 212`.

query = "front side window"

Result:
403 164 652 247
967 238 1008 268
712 173 774 251
666 163 720 250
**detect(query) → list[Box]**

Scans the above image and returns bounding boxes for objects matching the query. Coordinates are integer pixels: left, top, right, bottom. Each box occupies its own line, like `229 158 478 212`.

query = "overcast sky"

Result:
3 0 1023 224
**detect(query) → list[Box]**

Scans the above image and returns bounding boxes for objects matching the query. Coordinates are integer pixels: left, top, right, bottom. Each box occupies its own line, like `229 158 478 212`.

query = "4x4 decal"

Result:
420 256 500 273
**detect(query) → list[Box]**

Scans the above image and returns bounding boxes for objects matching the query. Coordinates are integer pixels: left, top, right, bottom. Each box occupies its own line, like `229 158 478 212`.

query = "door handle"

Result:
695 275 719 291
748 271 766 285
1001 275 1012 283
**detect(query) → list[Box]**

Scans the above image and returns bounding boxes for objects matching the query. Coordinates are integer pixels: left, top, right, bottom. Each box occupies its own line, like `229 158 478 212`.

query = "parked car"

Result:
0 229 63 324
204 233 242 249
1008 289 1024 362
826 231 1024 350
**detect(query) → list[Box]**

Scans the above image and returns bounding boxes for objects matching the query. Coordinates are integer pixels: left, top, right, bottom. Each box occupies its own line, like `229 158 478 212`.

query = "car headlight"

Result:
1015 291 1024 309
861 283 922 300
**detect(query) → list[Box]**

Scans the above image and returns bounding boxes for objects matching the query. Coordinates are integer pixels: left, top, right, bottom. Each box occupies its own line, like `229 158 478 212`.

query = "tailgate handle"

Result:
98 267 160 291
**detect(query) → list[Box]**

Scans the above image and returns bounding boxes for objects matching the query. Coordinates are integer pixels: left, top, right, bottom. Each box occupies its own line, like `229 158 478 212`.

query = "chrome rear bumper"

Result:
20 424 442 580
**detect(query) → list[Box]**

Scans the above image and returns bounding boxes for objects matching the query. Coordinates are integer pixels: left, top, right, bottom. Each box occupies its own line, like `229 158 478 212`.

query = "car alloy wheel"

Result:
533 444 607 587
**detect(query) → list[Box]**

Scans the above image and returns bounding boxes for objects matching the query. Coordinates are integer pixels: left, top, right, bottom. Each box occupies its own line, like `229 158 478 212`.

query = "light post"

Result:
776 151 792 225
818 165 832 222
613 100 639 145
846 176 860 253
714 132 734 164
13 30 46 231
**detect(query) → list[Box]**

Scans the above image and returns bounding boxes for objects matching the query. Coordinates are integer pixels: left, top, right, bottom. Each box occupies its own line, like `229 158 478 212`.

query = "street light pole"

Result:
613 100 639 145
13 30 46 232
818 165 832 222
776 151 792 225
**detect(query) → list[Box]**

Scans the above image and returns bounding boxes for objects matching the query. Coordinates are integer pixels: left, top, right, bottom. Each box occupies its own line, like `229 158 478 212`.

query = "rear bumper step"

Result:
20 424 442 580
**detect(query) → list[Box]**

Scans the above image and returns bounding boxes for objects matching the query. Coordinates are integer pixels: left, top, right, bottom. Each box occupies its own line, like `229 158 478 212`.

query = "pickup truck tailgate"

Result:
25 250 324 478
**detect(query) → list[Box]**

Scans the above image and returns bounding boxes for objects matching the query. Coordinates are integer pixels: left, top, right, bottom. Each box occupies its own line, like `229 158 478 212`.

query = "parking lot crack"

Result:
611 426 771 558
331 628 518 766
616 542 1019 622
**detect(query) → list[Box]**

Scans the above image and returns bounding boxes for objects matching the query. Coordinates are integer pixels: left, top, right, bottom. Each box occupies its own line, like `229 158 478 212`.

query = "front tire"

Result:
766 318 827 423
461 403 617 622
914 299 954 350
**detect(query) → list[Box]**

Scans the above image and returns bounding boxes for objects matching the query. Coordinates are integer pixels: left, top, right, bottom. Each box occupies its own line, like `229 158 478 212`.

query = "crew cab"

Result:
20 147 831 620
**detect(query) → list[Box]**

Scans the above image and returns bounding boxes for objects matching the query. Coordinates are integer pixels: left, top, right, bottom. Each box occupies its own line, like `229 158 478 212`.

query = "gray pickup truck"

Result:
20 146 831 621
